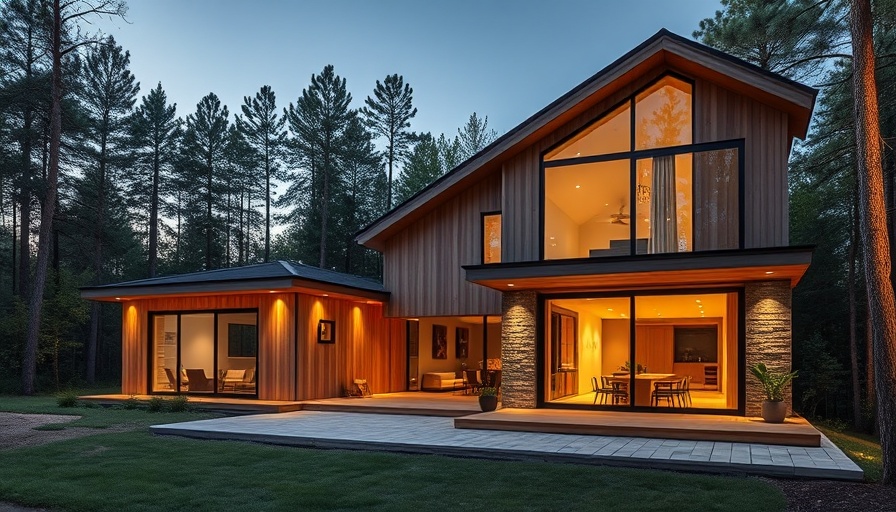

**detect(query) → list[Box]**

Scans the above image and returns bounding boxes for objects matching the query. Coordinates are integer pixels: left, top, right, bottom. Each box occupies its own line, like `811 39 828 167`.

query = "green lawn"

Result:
816 425 883 482
0 395 787 512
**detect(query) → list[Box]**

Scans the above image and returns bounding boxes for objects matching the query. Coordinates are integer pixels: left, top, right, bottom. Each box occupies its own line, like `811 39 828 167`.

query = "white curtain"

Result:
648 155 678 253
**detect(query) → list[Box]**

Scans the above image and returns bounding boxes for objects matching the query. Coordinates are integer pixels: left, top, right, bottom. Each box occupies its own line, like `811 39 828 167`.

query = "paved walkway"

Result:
152 411 863 481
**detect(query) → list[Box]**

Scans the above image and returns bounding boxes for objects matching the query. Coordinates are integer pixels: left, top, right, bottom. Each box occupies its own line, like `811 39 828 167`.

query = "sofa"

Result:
421 372 464 391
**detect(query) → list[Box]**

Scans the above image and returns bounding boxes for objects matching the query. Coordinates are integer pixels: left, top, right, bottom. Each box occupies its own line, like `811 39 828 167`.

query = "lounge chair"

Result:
220 369 246 391
234 368 256 393
185 368 214 392
164 368 187 391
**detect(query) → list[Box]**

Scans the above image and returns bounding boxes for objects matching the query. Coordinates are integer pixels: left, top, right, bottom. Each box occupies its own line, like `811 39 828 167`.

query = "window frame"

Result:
539 73 745 260
481 211 502 264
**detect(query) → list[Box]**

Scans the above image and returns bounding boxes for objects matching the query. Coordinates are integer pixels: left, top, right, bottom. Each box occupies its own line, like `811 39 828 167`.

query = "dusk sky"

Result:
95 0 721 144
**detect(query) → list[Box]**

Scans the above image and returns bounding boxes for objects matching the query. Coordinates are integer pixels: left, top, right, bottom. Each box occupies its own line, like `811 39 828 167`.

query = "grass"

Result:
0 395 788 512
816 424 883 482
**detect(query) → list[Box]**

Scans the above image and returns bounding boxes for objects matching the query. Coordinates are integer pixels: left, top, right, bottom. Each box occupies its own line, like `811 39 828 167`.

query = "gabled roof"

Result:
80 261 388 301
355 29 818 252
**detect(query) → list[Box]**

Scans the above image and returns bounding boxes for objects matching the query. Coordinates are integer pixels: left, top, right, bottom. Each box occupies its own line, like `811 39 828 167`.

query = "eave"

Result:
80 277 390 303
462 247 813 293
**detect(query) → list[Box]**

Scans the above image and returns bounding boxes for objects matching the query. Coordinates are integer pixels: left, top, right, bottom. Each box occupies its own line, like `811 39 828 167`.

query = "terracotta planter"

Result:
761 400 787 423
479 395 498 412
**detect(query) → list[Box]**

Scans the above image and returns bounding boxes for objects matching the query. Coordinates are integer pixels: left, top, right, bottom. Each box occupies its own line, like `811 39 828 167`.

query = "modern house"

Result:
82 29 815 418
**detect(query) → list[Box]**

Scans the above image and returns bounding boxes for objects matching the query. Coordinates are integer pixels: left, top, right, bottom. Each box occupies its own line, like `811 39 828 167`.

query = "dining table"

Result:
607 373 677 406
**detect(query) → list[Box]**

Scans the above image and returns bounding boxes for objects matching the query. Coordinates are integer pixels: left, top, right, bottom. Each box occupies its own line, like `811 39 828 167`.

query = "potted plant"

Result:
749 362 798 423
478 386 498 412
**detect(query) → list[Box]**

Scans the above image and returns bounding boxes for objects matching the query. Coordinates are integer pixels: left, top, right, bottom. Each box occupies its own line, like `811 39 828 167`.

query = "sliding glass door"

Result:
149 309 258 397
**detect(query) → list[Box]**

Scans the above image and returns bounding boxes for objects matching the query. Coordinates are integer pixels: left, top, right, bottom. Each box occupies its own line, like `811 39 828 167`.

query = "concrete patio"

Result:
151 410 863 481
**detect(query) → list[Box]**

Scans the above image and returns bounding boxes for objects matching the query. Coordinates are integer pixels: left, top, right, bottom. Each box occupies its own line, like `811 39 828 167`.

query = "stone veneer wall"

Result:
501 291 538 408
745 281 793 417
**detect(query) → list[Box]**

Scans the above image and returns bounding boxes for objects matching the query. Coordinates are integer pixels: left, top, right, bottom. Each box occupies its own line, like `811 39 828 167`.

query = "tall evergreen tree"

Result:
394 132 442 204
73 35 139 384
457 112 497 161
339 115 384 275
237 85 285 262
130 82 181 278
181 93 230 270
361 74 417 209
436 132 462 172
284 65 352 269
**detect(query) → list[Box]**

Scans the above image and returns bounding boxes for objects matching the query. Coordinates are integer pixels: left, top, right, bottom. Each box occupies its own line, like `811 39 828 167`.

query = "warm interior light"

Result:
322 294 329 297
115 297 121 300
507 283 515 287
575 185 581 189
695 299 702 303
765 271 775 275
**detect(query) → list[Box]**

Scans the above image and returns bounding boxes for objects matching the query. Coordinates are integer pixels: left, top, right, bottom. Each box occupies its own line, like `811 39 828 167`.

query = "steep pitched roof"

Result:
80 261 387 300
355 29 817 252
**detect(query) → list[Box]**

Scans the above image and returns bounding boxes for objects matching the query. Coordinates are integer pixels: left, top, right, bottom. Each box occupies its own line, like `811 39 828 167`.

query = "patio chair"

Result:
235 368 256 393
185 369 214 392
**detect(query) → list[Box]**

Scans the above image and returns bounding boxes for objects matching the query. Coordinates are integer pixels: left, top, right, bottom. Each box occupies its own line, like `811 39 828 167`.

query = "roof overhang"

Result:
355 30 817 253
80 277 390 303
463 247 813 293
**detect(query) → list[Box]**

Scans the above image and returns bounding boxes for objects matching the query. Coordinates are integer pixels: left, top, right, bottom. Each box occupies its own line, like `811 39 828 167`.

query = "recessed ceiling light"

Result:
575 185 581 189
765 271 775 275
549 236 555 240
695 299 702 303
507 283 515 287
269 290 277 293
576 152 581 156
607 308 613 311
115 297 121 300
322 294 329 297
604 203 609 207
620 313 627 317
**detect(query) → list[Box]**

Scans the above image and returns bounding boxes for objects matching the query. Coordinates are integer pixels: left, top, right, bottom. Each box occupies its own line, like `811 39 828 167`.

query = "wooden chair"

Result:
185 369 214 392
592 376 613 404
464 369 481 395
651 380 676 407
672 376 692 407
606 376 629 404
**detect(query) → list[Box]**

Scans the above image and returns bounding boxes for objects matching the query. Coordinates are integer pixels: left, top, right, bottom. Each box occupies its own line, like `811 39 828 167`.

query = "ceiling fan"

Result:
610 205 630 225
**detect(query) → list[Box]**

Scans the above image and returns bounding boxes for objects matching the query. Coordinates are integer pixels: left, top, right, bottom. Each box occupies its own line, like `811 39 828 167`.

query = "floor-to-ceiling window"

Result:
150 309 258 396
543 75 742 260
545 291 739 412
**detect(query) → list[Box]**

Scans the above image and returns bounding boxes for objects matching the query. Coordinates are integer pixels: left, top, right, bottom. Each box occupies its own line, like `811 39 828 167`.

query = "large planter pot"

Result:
479 395 498 412
761 400 787 423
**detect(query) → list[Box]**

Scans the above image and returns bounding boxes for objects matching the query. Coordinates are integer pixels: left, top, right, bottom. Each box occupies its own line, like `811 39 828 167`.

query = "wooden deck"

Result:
455 408 822 447
301 391 480 417
79 394 303 414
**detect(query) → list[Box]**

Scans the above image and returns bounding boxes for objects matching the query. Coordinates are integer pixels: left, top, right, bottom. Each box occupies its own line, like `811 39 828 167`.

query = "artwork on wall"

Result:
318 319 335 344
455 327 469 359
432 324 448 359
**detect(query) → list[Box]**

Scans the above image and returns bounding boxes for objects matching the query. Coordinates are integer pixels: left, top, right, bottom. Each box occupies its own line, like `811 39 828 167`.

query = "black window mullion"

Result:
213 312 219 395
628 295 636 408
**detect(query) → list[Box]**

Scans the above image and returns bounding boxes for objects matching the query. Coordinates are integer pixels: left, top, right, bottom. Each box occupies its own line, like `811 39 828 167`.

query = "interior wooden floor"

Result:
553 390 728 409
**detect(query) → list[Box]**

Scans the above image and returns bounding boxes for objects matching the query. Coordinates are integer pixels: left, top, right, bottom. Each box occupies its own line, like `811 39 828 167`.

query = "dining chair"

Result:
651 380 676 407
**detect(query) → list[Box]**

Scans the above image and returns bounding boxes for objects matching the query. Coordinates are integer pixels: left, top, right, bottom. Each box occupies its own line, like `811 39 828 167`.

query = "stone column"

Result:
744 281 793 417
501 290 538 408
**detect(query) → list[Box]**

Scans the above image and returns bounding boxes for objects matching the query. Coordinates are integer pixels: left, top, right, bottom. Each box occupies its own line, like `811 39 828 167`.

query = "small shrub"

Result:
123 395 141 410
147 396 165 412
166 395 190 413
56 390 79 408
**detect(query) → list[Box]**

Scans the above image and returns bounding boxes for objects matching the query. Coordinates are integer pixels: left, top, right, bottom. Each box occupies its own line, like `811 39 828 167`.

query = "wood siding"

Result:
120 293 405 400
383 172 502 317
500 69 791 263
694 79 789 248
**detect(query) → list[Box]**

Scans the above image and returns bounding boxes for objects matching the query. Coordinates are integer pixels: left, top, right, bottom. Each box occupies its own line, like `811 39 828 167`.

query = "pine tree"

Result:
130 82 181 278
284 65 352 269
72 35 139 384
394 132 442 204
436 132 462 172
181 93 230 270
339 115 384 275
361 74 417 209
237 85 286 262
457 112 497 161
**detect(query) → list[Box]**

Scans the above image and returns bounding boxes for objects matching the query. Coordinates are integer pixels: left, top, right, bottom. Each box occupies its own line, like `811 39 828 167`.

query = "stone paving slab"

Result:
151 410 863 481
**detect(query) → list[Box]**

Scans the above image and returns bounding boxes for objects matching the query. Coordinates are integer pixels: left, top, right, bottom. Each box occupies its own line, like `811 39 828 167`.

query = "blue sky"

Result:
96 0 720 142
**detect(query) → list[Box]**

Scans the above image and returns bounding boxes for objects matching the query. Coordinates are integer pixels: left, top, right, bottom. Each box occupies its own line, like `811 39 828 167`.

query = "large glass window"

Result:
545 291 738 412
483 213 502 263
542 75 740 259
150 310 258 396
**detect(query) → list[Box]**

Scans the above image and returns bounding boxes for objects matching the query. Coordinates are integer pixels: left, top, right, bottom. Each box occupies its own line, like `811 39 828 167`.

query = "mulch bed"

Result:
767 477 896 512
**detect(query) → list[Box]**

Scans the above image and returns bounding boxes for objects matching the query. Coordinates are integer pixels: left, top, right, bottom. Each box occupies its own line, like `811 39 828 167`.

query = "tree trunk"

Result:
848 183 862 429
850 0 896 485
22 0 63 395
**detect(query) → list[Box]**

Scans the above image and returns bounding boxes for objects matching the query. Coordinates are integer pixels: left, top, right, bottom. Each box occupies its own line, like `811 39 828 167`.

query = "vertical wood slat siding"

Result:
501 70 665 263
694 79 789 248
384 172 503 317
297 297 406 399
120 293 405 400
